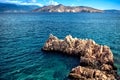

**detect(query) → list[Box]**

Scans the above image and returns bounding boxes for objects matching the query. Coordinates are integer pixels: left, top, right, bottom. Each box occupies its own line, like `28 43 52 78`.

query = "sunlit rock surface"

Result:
42 34 119 80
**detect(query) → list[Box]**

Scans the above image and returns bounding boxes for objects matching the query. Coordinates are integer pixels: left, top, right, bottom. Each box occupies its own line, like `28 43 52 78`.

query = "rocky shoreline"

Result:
42 34 119 80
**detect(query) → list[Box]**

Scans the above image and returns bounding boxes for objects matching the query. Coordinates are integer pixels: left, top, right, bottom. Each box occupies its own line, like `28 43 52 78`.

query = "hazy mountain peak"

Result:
0 2 40 13
33 4 103 13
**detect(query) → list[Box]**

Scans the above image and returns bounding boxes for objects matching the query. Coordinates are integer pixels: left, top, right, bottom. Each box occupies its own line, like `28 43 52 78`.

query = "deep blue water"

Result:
0 13 120 80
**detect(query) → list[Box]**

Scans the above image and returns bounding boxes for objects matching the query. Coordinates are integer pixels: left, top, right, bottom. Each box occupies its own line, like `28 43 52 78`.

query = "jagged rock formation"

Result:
33 4 103 13
42 34 119 80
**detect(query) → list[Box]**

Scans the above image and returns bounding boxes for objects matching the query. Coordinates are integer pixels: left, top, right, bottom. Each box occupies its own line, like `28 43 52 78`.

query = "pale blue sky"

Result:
0 0 120 10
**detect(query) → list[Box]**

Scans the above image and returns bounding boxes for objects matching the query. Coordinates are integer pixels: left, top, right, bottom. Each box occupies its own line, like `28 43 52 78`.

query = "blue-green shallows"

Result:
0 13 120 80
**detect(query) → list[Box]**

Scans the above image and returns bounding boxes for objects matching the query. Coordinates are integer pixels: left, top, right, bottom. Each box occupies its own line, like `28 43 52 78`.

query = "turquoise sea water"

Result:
0 13 120 80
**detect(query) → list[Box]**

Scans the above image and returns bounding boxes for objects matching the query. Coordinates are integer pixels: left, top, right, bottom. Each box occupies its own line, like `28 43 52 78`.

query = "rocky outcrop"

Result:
42 34 119 80
69 66 116 80
33 4 103 13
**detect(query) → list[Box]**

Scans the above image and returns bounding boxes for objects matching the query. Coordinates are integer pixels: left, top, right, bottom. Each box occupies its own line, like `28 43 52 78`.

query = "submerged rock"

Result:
42 34 119 80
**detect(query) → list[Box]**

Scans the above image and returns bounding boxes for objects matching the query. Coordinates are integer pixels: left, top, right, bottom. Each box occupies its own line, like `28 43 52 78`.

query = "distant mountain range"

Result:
0 3 120 13
104 10 120 13
0 2 40 13
33 4 103 13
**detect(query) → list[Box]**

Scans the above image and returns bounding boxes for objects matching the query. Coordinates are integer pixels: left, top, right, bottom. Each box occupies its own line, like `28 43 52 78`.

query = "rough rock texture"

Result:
42 34 119 80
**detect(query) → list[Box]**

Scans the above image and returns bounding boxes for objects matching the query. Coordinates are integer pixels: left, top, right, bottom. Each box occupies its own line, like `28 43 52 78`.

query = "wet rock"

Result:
42 34 119 80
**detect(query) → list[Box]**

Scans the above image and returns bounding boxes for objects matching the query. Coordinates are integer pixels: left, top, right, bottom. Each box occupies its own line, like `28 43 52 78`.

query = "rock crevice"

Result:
42 34 119 80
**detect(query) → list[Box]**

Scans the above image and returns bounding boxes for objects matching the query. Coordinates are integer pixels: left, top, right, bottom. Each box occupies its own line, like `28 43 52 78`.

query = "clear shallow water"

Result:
0 13 120 80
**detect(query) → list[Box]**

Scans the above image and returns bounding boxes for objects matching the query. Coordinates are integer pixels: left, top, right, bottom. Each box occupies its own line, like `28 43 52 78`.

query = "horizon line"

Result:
0 2 120 10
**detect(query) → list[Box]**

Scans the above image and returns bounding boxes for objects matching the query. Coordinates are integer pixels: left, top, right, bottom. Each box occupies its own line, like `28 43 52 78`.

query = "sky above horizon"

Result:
0 0 120 10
